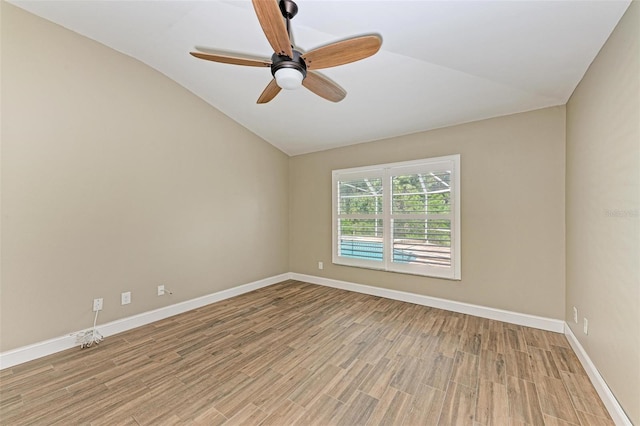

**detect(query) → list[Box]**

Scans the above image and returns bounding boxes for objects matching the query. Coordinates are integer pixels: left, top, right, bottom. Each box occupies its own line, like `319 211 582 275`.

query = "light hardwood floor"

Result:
0 280 613 425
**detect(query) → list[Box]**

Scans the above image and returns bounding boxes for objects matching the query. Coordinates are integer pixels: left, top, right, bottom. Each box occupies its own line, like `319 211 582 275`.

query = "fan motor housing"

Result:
271 50 307 79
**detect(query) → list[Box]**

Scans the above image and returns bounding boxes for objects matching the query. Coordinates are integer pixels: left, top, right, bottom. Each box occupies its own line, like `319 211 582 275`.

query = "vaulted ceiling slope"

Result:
11 1 631 155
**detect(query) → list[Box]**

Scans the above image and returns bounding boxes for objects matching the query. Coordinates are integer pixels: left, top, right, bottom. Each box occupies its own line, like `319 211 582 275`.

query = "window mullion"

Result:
383 168 392 270
337 214 380 220
392 213 452 220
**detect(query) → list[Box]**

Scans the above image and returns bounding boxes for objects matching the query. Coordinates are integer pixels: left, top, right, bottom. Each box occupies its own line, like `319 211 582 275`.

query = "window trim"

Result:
332 154 461 280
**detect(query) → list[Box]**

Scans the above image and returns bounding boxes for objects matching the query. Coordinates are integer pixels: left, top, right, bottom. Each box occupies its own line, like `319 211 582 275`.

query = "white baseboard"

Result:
291 273 565 333
3 271 629 424
0 271 568 370
564 324 632 426
0 273 290 370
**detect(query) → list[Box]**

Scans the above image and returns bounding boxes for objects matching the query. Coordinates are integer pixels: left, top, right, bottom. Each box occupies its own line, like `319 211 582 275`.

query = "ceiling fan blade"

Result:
257 79 282 104
302 71 346 103
252 0 293 58
302 35 382 70
190 51 271 67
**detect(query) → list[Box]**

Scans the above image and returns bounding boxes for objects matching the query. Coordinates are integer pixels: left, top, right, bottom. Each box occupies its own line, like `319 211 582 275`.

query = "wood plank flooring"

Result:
0 280 613 425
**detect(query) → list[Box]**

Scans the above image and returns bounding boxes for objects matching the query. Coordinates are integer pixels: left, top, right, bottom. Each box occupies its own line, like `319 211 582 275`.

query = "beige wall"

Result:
0 3 289 351
566 2 640 423
290 106 566 319
3 4 638 422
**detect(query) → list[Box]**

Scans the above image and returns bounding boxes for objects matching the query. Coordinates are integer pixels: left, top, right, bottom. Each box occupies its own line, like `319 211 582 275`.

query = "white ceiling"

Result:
11 0 631 155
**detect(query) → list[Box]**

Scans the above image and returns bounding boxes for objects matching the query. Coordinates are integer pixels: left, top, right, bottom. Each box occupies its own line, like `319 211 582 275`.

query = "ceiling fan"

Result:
190 0 382 104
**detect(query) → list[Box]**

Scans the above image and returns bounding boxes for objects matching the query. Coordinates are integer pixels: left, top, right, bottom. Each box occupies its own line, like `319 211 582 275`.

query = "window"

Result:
332 155 461 279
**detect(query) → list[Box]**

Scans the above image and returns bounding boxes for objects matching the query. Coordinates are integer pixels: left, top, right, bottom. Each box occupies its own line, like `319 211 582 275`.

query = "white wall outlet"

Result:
318 261 324 270
583 317 588 334
93 298 103 312
573 306 578 323
121 291 131 305
158 285 165 296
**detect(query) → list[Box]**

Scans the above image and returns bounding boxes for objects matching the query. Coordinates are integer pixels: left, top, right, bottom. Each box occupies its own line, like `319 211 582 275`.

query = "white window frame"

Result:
332 154 461 280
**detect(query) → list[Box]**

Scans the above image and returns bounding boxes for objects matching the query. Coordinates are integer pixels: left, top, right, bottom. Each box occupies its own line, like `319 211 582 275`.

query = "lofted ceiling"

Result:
10 0 631 155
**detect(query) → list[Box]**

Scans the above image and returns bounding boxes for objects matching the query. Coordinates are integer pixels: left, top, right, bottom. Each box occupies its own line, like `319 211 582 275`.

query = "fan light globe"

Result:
274 68 304 90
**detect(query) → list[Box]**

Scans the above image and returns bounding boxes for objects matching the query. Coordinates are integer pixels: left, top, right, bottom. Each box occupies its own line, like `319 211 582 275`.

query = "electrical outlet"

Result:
158 285 165 296
318 261 324 270
121 291 131 305
573 306 578 323
93 298 103 312
583 317 589 334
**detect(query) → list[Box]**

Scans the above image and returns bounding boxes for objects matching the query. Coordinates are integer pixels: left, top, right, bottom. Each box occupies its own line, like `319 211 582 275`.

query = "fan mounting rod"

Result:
271 0 305 89
279 0 298 38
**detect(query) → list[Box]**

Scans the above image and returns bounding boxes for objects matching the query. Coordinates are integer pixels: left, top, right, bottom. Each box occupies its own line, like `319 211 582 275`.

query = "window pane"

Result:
392 172 450 214
392 219 451 267
339 178 383 214
333 155 460 279
338 219 383 261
